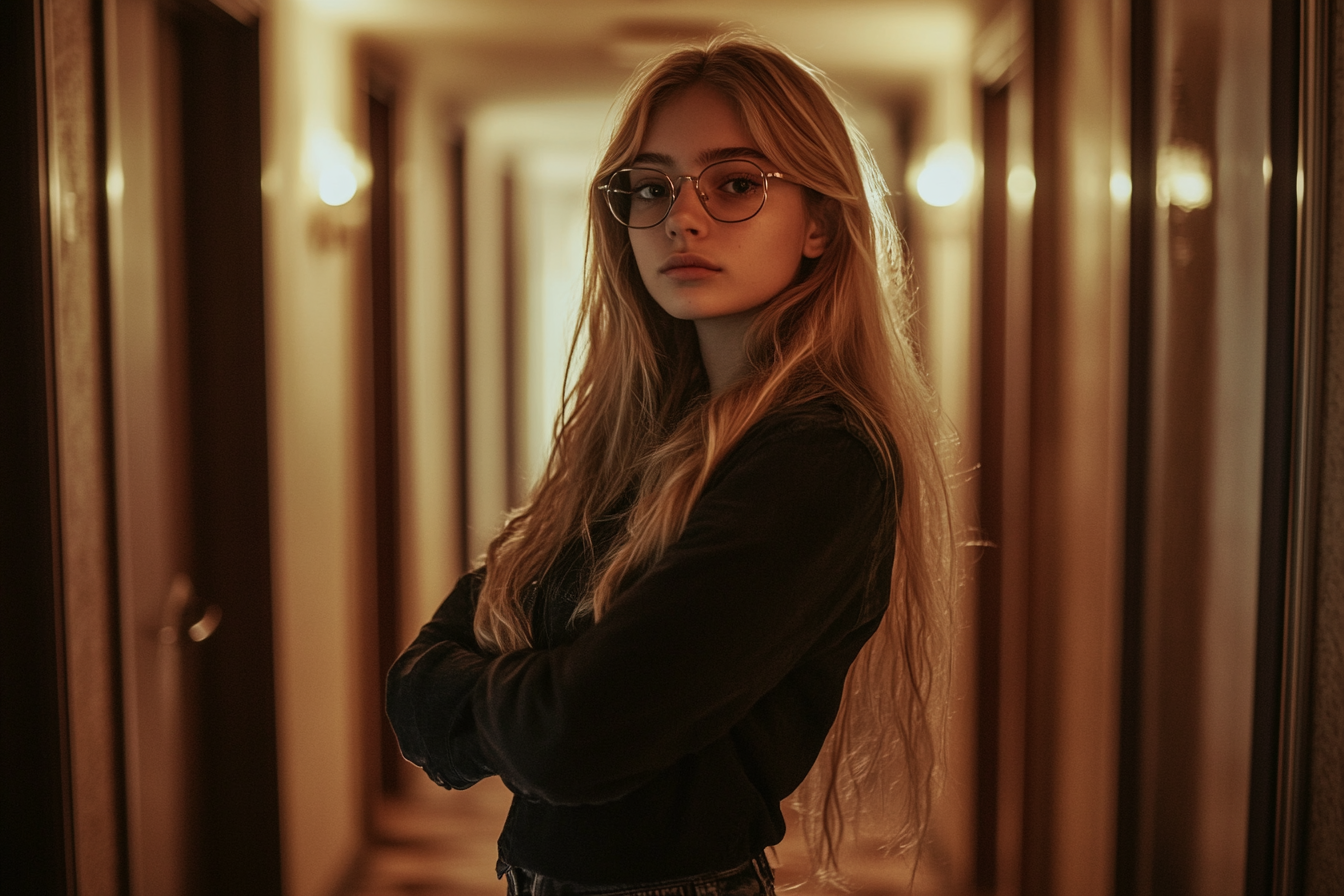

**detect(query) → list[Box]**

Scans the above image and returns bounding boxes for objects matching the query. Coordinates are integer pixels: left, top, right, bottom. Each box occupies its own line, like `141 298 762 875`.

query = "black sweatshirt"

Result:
386 403 898 885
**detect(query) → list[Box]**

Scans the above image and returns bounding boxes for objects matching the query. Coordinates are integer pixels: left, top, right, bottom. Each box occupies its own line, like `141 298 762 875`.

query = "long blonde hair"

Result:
473 33 955 883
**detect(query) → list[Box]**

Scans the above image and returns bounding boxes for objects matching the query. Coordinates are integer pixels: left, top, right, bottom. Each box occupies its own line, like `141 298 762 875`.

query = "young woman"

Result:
387 34 955 895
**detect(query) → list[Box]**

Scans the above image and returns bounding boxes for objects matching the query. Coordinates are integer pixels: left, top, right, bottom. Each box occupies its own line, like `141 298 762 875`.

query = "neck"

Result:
694 309 759 394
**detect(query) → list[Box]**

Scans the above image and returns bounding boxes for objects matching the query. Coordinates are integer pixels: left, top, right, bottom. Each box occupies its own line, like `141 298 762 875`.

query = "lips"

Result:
658 253 721 276
658 254 722 283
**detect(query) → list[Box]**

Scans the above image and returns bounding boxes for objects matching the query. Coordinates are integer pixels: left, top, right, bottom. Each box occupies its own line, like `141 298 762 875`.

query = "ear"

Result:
801 197 834 259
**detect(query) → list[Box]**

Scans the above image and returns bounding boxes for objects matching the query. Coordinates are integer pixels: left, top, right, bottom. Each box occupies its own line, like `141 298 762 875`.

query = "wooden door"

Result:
106 1 280 893
107 1 200 891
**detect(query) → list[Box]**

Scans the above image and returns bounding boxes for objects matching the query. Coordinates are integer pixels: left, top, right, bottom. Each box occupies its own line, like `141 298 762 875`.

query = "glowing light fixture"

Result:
1110 170 1132 204
915 141 975 207
306 127 364 207
303 128 369 249
1007 165 1036 206
107 166 125 204
1157 143 1212 211
319 164 358 206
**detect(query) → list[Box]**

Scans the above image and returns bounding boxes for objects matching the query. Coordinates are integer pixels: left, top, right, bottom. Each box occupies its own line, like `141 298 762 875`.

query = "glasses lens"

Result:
605 169 673 228
699 160 769 223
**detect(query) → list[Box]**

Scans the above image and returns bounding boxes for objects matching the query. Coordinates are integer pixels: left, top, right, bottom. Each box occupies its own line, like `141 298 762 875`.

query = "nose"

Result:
664 175 707 236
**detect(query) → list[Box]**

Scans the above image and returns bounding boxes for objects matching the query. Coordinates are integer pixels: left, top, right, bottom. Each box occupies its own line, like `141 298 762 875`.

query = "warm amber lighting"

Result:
1110 170 1132 204
1007 165 1036 206
107 166 125 204
1158 143 1212 211
915 141 975 207
318 164 358 206
305 127 364 207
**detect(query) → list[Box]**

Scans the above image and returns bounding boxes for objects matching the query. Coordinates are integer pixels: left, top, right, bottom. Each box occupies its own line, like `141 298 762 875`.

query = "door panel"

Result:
107 0 196 890
172 4 282 892
107 1 280 893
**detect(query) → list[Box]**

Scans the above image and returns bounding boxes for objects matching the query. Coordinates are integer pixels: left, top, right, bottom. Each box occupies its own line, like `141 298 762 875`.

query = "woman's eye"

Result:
711 173 763 196
632 181 669 201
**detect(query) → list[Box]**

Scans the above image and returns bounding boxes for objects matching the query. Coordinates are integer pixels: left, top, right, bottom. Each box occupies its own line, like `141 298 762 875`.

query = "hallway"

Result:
342 783 510 896
7 0 1342 894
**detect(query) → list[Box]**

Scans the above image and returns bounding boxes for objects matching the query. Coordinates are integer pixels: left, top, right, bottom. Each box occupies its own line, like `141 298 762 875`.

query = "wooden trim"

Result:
367 86 405 800
0 0 72 890
1245 0 1315 889
43 0 126 892
451 133 470 573
501 164 521 509
1023 4 1062 888
976 80 1010 892
1115 0 1156 888
1260 0 1331 890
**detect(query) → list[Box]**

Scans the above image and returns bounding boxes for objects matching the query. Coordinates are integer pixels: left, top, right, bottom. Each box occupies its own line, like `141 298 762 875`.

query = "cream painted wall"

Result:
461 113 512 563
261 3 364 894
461 97 612 562
898 66 980 888
911 66 978 444
516 148 595 491
395 71 463 644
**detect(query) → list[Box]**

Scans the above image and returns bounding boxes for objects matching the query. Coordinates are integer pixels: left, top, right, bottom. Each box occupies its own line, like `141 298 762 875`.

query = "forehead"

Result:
635 83 764 168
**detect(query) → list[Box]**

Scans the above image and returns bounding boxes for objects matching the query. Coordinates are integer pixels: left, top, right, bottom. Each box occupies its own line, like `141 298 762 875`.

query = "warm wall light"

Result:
915 141 975 207
304 127 368 249
1157 143 1212 211
1110 170 1133 204
1007 164 1036 206
305 127 365 204
318 164 358 206
107 165 125 204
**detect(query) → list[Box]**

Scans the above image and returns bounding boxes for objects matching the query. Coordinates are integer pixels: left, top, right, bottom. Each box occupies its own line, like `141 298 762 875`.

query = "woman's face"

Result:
627 84 826 325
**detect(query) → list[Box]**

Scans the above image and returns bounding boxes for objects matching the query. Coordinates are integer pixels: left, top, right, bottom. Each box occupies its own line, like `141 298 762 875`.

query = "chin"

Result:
652 295 771 324
649 294 710 321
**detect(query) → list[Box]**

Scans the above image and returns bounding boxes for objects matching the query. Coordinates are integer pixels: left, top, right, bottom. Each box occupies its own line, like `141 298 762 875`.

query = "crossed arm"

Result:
385 420 891 805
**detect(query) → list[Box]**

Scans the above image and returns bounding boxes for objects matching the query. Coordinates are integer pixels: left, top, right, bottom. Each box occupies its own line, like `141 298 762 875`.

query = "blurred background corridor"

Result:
3 0 1342 895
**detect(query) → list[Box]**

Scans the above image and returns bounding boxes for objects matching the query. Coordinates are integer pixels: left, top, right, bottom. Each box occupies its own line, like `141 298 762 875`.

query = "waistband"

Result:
498 852 775 896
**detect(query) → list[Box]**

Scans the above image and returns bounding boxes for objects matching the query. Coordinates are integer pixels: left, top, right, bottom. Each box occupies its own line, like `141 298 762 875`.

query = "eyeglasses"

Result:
598 159 787 229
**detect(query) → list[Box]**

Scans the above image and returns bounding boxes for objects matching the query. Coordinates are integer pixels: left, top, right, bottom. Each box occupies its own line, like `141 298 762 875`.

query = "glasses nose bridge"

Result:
668 173 708 212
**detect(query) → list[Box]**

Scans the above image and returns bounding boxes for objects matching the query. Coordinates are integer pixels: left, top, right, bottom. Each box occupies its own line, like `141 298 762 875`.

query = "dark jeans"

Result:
499 853 776 896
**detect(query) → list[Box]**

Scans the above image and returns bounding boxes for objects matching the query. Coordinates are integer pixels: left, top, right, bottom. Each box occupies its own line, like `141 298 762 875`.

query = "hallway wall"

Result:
262 3 365 894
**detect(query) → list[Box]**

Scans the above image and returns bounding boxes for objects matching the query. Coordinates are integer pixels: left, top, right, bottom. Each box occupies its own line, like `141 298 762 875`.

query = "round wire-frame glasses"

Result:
598 158 787 229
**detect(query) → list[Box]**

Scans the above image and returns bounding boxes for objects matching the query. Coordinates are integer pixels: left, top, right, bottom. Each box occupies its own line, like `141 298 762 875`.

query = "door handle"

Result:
159 573 223 645
186 603 222 642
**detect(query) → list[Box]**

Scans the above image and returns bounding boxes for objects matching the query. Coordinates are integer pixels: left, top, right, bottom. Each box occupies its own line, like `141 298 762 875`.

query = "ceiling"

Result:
301 0 978 100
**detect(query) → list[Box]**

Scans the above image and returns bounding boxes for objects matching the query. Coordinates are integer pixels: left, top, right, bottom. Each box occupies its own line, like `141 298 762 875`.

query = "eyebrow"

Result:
629 146 771 169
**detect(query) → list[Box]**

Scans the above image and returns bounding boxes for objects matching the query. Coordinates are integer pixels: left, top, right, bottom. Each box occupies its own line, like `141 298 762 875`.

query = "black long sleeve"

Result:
387 405 896 884
385 569 494 789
